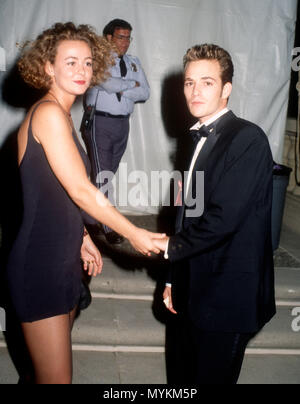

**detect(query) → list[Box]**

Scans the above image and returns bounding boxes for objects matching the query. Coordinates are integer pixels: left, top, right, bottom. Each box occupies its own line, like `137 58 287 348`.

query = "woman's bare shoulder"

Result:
32 99 64 121
31 100 71 140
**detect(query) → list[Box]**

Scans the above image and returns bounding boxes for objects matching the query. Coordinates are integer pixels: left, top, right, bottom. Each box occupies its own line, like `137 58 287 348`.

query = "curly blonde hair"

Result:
18 22 115 89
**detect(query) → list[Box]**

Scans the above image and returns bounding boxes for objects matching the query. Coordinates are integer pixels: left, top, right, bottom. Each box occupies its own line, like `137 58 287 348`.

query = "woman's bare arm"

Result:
31 102 163 255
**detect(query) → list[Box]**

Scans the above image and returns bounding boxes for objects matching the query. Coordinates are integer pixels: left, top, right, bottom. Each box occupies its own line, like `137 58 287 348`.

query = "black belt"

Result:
95 110 130 119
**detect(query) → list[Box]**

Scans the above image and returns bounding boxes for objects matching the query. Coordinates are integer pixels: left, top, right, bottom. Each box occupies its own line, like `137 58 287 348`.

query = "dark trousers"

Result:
166 315 254 385
83 114 130 233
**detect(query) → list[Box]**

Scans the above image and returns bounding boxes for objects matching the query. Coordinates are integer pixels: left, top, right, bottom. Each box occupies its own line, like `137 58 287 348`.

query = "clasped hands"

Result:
127 228 169 256
81 228 170 278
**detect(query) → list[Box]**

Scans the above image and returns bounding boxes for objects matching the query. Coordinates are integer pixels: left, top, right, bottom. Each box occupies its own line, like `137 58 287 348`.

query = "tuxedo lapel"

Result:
175 127 218 232
185 112 234 206
175 147 194 233
185 132 219 205
175 111 237 232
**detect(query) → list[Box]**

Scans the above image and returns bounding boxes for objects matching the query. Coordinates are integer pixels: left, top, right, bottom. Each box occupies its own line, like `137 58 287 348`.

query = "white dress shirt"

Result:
185 108 229 198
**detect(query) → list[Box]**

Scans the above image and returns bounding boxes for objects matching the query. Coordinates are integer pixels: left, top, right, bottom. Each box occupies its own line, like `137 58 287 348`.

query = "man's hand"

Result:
127 228 166 256
153 236 169 252
163 286 177 314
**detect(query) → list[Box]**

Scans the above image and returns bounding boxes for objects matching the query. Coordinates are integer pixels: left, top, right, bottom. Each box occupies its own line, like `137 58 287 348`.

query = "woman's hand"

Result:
128 228 166 256
80 233 103 276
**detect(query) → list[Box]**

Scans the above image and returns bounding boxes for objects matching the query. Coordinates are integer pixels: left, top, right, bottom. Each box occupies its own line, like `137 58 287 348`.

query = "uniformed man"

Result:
84 19 150 244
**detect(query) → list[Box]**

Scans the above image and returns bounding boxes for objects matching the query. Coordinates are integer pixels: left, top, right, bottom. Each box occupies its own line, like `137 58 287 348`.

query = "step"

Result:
282 192 300 239
275 267 300 301
72 297 167 347
249 305 300 349
2 300 298 350
1 265 300 346
238 353 300 384
73 351 167 384
0 346 167 384
2 344 300 384
71 297 300 350
2 277 300 348
89 256 157 296
280 225 300 262
274 245 300 268
0 347 18 384
90 252 300 298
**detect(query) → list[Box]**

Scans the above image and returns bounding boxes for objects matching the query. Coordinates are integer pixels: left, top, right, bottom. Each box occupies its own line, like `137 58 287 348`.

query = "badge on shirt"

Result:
131 63 137 72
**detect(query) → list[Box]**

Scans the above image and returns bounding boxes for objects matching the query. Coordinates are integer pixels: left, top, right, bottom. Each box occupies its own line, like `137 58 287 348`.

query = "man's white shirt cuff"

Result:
164 239 170 259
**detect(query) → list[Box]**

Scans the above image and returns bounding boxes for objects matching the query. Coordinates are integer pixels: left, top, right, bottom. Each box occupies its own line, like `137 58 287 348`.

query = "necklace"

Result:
48 92 72 119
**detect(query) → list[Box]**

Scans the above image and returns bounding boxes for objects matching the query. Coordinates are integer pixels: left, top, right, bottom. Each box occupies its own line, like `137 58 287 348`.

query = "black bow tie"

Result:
190 124 215 144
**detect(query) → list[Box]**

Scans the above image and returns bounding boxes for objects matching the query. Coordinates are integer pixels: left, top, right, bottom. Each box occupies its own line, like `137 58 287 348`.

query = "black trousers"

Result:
83 114 130 233
166 315 255 385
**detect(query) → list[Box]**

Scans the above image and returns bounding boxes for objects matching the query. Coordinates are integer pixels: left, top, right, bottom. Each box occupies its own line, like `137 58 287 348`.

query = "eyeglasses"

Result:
112 34 133 42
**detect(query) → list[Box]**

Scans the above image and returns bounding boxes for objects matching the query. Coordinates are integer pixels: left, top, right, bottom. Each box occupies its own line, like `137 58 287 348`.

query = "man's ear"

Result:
45 61 54 77
106 34 113 43
222 82 232 100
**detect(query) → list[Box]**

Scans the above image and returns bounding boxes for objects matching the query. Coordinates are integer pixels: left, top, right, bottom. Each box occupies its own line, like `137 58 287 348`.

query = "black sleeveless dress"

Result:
6 100 90 322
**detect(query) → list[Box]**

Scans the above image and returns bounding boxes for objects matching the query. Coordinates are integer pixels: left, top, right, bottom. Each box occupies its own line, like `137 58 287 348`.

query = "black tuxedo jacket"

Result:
168 111 276 333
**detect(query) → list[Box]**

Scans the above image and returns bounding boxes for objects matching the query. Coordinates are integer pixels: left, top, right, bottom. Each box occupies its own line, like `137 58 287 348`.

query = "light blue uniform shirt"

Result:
86 54 150 116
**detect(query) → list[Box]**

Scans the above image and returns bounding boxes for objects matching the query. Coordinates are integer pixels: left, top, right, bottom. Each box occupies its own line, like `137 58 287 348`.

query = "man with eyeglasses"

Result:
84 19 150 244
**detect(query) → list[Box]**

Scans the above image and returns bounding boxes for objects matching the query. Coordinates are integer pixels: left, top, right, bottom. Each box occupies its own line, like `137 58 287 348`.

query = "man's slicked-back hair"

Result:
103 19 132 37
183 44 234 85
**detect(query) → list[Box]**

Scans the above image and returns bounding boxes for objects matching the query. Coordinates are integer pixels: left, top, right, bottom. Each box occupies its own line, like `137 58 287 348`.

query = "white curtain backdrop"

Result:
0 0 297 213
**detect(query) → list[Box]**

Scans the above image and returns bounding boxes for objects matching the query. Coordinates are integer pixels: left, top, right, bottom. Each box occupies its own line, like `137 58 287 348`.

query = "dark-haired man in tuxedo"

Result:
155 44 276 384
